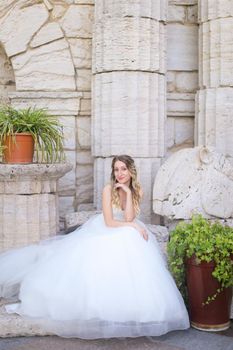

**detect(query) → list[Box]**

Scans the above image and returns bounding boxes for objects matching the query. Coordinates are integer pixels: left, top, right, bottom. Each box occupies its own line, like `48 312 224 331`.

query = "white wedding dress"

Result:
0 209 189 339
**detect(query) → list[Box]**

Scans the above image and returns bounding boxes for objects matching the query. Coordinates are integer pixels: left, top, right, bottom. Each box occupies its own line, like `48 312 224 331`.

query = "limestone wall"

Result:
0 0 95 227
166 0 198 153
0 0 201 224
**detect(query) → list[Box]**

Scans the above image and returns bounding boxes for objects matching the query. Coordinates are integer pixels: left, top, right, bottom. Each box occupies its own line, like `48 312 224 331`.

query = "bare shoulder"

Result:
103 183 112 194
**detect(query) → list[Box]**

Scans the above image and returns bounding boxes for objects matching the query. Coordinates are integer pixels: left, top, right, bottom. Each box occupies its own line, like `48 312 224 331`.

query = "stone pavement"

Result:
0 322 232 350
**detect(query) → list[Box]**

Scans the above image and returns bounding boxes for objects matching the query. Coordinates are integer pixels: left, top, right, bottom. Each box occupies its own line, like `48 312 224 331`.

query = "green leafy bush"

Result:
167 214 233 304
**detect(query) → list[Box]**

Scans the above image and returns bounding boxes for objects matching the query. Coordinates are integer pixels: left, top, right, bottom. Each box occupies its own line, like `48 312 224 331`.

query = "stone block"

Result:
94 157 162 223
199 19 233 88
69 38 92 68
166 117 175 148
60 5 94 38
59 196 75 220
93 18 166 73
92 72 166 158
167 4 186 23
76 150 93 165
195 88 233 158
79 96 91 115
76 164 94 204
0 4 48 57
58 151 76 196
176 71 198 93
57 116 76 150
175 117 194 145
77 116 91 149
9 92 82 116
167 23 198 71
95 0 167 21
187 4 198 23
166 71 176 92
11 39 76 91
30 22 64 48
167 92 195 117
198 0 233 22
0 194 58 252
76 68 91 91
74 0 94 3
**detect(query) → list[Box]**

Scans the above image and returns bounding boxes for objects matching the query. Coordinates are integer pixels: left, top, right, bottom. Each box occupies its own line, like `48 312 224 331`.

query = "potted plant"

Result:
167 214 233 331
0 105 65 163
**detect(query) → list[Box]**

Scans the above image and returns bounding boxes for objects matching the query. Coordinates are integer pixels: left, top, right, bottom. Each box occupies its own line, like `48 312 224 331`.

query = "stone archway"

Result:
0 0 95 225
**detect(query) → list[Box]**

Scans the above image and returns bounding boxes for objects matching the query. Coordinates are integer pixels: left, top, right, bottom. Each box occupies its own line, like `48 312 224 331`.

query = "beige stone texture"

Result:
176 72 198 93
59 196 75 219
153 146 233 219
9 92 82 116
76 150 93 165
167 117 194 149
0 163 72 251
167 4 186 23
30 22 64 48
0 4 48 57
11 39 76 91
92 72 166 158
57 116 76 150
76 163 94 204
76 68 91 91
198 0 233 22
77 116 91 149
195 88 233 158
167 93 195 117
95 0 167 21
199 19 233 88
167 23 198 71
69 38 92 68
60 5 94 38
187 4 198 23
58 152 76 196
0 44 15 101
93 18 166 73
79 95 91 115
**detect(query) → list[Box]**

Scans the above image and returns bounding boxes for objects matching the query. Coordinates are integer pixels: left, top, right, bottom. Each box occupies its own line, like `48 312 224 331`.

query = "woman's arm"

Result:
102 185 148 240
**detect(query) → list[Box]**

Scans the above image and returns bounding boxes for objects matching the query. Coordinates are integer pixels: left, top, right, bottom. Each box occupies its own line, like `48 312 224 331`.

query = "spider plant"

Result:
0 105 65 163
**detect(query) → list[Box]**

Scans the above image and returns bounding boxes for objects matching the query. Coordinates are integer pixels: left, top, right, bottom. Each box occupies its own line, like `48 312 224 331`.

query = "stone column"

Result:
196 1 233 162
0 163 72 252
92 0 167 222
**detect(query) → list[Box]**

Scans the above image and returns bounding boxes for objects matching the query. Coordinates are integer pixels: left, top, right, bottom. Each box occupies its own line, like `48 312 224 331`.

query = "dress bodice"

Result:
112 207 124 220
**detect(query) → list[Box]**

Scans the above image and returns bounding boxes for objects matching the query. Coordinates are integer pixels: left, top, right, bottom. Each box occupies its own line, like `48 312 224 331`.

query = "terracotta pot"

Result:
3 133 35 164
186 255 232 331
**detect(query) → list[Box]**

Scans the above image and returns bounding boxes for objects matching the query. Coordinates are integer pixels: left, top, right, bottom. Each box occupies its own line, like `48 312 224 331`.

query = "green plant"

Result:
0 105 65 163
167 214 233 304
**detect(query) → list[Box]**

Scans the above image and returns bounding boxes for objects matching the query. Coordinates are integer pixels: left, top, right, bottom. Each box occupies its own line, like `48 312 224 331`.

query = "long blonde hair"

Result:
110 155 142 214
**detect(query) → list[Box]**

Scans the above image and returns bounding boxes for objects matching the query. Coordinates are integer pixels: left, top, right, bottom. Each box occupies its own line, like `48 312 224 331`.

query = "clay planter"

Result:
186 255 232 331
3 133 35 164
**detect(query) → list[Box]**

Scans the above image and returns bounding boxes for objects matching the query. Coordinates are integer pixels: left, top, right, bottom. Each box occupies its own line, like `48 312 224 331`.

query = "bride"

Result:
0 155 189 339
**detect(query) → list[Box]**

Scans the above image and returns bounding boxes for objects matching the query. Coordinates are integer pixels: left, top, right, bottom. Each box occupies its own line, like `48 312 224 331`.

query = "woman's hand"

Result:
114 183 131 194
132 223 148 241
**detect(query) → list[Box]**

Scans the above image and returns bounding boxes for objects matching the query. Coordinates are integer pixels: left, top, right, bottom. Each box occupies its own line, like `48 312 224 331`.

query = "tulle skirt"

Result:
0 214 189 338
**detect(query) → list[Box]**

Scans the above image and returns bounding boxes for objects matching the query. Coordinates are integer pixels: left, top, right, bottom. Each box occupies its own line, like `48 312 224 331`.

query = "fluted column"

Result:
196 1 233 161
0 163 72 252
92 0 167 221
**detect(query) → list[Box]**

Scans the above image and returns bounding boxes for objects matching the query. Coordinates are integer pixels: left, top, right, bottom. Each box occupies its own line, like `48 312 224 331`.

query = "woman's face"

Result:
114 160 131 185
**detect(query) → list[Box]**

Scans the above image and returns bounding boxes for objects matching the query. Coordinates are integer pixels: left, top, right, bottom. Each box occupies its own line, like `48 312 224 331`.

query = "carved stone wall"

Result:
196 0 233 162
0 0 95 226
166 0 198 153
